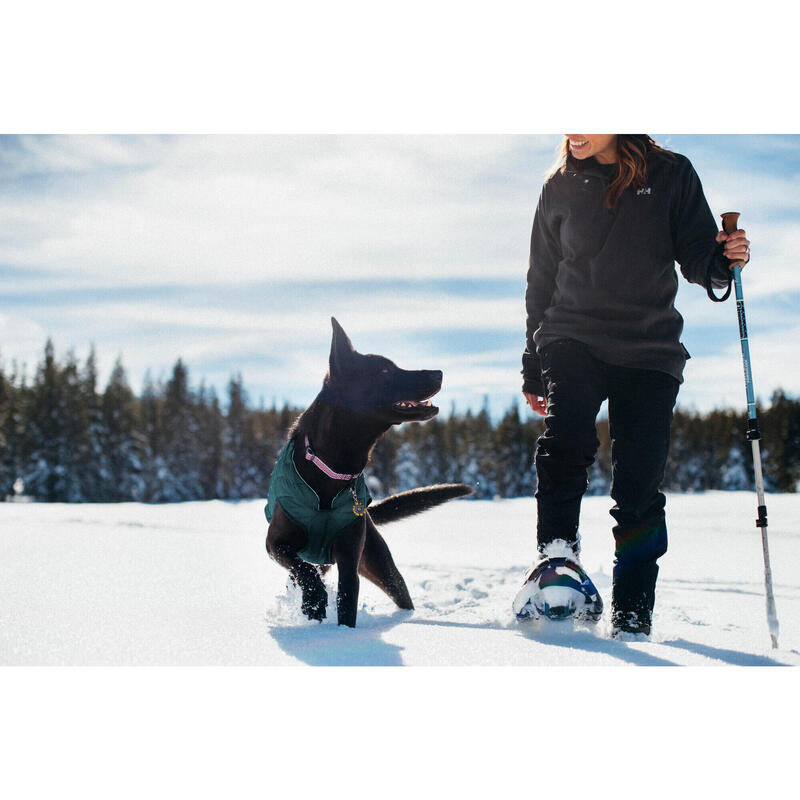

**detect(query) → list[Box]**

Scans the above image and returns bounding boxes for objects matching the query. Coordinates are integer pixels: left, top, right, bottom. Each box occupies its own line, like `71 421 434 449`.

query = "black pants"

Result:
534 339 680 623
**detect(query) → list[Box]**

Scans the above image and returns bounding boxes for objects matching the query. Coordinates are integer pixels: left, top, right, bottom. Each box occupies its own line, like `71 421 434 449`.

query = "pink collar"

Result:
303 435 362 481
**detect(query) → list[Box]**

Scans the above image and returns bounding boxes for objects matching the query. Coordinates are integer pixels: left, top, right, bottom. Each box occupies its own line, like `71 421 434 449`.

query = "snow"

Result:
2 493 798 799
1 491 798 666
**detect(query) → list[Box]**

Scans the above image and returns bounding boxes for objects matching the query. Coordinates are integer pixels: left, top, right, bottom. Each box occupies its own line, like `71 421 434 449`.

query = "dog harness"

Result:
264 438 372 565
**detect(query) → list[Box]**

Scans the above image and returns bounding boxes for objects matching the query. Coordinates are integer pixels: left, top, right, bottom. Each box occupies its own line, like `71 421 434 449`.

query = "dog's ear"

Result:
329 317 355 375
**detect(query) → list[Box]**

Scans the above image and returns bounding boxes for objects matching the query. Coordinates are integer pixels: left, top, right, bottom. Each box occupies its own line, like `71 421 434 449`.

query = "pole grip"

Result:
721 211 746 268
721 211 740 234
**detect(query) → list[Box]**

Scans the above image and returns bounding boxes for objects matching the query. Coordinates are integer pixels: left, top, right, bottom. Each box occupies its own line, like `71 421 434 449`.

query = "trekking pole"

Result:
721 211 779 649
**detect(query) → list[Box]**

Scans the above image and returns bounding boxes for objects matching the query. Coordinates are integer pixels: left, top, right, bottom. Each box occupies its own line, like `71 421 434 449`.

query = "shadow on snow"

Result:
268 609 412 666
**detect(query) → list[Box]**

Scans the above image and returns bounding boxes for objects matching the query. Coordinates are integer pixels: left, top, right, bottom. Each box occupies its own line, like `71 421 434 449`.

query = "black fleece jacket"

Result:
522 151 733 396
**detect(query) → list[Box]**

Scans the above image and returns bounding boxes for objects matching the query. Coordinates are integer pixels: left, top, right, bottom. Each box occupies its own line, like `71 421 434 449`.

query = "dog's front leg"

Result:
331 517 366 627
267 507 328 621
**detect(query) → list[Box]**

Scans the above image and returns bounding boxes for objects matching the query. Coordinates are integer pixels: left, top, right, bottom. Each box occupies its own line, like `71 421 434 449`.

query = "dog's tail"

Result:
368 483 474 525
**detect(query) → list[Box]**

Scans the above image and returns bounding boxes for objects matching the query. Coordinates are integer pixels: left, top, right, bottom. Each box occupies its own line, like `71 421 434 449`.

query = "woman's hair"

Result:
548 135 674 208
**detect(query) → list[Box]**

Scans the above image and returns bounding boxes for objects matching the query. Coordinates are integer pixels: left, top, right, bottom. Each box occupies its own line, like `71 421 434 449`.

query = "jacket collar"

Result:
564 154 617 181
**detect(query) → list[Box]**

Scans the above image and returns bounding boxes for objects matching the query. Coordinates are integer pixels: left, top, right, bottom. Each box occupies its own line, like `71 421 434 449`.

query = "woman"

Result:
517 134 750 636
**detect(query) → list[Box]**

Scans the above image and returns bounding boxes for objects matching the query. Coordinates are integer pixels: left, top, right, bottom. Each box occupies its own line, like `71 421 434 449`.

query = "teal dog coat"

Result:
265 438 372 565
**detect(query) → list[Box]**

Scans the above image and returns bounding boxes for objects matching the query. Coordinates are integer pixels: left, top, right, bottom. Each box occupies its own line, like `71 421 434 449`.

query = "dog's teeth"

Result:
396 399 434 409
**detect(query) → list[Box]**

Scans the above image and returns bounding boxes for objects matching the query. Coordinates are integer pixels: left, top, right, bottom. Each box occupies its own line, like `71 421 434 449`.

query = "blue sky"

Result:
0 134 798 418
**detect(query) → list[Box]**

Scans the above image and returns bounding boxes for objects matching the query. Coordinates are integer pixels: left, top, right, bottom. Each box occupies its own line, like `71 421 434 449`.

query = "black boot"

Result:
611 609 651 636
611 561 658 636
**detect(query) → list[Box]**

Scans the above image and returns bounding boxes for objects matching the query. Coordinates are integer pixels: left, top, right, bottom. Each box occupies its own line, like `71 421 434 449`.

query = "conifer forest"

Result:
1 340 799 503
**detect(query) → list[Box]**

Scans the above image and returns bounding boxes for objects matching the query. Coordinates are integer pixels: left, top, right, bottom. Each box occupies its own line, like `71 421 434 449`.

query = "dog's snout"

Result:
421 369 443 394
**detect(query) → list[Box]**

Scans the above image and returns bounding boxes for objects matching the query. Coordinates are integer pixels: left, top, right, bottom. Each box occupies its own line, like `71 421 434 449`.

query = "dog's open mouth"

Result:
392 393 439 417
394 399 432 410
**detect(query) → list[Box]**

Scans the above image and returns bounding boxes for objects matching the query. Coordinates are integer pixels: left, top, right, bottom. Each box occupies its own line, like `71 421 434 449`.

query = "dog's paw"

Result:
301 588 329 622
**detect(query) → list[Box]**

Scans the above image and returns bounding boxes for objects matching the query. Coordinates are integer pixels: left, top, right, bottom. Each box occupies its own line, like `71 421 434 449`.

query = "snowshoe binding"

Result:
513 557 603 622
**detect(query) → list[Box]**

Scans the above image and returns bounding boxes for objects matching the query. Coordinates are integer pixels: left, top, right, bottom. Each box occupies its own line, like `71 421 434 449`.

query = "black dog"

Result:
265 317 472 627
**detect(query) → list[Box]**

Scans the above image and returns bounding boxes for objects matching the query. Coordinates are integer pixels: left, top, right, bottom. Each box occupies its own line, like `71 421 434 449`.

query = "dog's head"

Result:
319 317 441 424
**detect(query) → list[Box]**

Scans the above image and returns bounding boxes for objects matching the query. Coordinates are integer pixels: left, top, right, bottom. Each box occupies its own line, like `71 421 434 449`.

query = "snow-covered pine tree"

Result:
159 359 203 501
421 416 450 486
0 360 14 497
78 347 109 501
458 405 497 498
366 426 399 498
139 371 174 502
250 401 294 497
394 439 422 493
761 390 800 492
196 382 225 499
223 375 258 498
494 405 528 497
102 357 146 501
22 340 71 501
0 361 28 500
441 408 464 485
665 409 704 491
398 416 443 488
57 349 94 501
519 411 542 497
721 443 750 491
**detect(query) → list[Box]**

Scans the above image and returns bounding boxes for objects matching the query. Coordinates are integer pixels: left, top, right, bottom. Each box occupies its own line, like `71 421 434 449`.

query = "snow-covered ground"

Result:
1 492 798 666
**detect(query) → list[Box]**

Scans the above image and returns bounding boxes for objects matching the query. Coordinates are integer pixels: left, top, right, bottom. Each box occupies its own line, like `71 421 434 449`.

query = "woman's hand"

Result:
716 228 751 269
523 392 547 416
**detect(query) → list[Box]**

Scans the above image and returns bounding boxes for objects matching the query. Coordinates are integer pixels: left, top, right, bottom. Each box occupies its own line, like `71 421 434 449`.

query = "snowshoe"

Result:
513 557 603 622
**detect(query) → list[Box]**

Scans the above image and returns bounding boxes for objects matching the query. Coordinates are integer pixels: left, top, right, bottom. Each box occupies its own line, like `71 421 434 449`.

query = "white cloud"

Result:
0 134 164 178
683 325 800 411
0 314 48 372
733 221 800 299
0 135 554 287
59 293 524 336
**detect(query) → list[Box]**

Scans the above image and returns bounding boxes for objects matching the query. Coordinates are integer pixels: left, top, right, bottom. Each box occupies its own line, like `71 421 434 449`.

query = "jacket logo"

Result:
637 187 652 196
